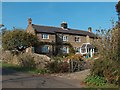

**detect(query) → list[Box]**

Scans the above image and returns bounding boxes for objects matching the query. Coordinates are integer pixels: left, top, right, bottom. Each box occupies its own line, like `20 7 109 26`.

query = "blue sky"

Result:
2 2 118 32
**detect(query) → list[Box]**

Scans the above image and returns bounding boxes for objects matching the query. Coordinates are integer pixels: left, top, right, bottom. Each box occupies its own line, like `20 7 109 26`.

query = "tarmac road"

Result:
2 68 89 88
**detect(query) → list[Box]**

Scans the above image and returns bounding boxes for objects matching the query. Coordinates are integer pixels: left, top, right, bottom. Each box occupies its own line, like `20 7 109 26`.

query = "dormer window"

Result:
42 34 49 39
63 35 68 41
75 36 81 42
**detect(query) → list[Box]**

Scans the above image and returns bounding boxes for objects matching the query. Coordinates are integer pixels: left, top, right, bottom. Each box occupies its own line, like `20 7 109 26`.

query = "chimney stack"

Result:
88 27 92 32
28 18 32 25
61 22 68 29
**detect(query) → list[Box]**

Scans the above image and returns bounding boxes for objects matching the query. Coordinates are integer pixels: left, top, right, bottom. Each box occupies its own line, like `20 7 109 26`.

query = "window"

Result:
74 47 80 53
81 48 86 53
75 36 81 42
63 35 68 41
32 47 35 53
42 34 49 39
63 46 69 53
41 45 49 53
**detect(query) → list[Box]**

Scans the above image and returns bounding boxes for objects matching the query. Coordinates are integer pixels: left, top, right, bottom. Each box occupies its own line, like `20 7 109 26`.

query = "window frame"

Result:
62 46 69 54
42 34 49 39
62 35 68 41
75 36 81 42
41 45 49 53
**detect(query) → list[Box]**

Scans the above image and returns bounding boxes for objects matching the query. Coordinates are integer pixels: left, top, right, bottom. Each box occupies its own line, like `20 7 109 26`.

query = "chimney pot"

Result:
61 22 68 29
28 18 32 25
88 27 92 32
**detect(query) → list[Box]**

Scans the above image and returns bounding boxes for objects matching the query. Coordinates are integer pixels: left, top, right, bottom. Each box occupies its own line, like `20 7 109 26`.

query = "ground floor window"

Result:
62 46 69 54
41 45 49 53
74 47 80 53
32 47 35 53
81 48 86 53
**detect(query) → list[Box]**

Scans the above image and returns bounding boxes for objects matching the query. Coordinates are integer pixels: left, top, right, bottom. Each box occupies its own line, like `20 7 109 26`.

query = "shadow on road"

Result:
2 68 18 75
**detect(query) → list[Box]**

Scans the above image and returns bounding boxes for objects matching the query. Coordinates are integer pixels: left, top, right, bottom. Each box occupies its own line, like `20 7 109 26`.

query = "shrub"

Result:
46 60 69 73
84 75 118 88
66 54 83 61
51 56 63 61
59 61 69 72
91 26 120 86
84 75 106 86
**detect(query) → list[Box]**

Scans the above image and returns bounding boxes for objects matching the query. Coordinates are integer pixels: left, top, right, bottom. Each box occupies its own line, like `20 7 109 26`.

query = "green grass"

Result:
84 75 119 88
0 62 2 67
2 62 48 74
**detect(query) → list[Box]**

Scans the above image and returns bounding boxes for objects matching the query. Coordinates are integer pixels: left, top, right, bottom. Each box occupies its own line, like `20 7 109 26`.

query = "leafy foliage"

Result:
116 1 120 13
45 56 69 73
46 60 69 73
2 29 39 53
84 75 106 86
91 25 120 86
84 75 118 88
66 54 83 61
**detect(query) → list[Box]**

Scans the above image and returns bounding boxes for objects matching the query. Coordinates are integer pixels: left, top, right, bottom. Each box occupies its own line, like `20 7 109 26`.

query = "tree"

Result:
91 24 120 86
116 1 120 13
2 29 39 53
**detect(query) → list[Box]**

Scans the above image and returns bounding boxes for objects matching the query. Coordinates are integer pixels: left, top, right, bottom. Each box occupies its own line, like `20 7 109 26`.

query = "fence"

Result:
69 59 87 73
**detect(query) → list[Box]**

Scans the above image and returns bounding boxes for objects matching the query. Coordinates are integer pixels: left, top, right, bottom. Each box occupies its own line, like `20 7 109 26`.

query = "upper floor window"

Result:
63 35 68 41
75 36 81 42
42 34 49 39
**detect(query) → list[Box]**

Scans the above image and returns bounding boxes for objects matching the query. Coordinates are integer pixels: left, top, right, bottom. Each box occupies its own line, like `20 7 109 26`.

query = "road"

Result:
2 68 89 88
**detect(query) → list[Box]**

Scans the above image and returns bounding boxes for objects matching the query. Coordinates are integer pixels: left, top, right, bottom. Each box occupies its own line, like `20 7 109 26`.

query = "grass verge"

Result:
2 62 48 74
84 75 119 88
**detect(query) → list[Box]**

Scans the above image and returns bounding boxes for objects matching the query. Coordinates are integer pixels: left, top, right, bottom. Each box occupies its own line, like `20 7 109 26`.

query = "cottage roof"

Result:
32 24 97 38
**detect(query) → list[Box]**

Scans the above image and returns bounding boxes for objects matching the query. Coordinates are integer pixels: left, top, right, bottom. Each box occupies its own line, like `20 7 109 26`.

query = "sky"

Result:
1 0 118 2
2 2 118 32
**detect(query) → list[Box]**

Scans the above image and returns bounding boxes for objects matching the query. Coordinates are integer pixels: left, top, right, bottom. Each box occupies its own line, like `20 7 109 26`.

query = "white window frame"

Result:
63 46 69 54
63 35 68 41
42 34 49 39
41 45 49 53
75 36 81 42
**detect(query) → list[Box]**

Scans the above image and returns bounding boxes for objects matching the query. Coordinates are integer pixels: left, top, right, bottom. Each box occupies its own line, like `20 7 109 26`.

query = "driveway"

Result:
2 68 90 88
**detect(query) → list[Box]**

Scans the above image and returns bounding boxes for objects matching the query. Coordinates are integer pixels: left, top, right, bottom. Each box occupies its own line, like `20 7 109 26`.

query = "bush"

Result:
84 75 106 87
66 54 83 61
51 56 63 61
46 61 69 73
91 59 105 77
91 59 120 86
84 75 119 88
91 27 120 86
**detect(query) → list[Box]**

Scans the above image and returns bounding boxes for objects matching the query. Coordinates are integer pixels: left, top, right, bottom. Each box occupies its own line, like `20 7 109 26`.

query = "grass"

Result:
84 75 119 88
2 62 48 74
0 62 2 67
